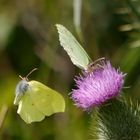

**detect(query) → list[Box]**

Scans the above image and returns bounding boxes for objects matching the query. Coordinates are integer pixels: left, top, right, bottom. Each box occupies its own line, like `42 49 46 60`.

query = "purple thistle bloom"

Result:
71 60 125 110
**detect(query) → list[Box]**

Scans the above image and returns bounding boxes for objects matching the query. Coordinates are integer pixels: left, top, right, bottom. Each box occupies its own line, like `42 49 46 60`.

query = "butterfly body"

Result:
14 78 29 105
14 78 65 124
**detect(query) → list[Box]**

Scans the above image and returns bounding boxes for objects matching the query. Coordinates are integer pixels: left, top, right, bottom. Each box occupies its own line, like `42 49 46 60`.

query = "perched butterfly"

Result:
56 24 105 72
14 68 65 124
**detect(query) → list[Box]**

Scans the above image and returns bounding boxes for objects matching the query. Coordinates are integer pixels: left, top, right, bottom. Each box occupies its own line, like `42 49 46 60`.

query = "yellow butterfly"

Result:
14 68 65 124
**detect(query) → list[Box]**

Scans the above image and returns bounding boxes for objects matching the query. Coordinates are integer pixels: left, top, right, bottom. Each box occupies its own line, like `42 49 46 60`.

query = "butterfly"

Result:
14 68 65 124
56 24 105 72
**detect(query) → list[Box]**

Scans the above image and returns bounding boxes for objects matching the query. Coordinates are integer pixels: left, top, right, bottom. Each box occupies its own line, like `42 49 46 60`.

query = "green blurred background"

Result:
0 0 140 139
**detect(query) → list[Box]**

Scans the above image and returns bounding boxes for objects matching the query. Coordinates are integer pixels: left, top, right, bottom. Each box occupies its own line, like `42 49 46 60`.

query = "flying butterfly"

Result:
14 68 65 124
56 24 105 72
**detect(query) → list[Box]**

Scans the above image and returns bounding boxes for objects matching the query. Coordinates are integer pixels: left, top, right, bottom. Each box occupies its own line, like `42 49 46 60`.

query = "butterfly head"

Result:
14 68 38 105
86 57 106 73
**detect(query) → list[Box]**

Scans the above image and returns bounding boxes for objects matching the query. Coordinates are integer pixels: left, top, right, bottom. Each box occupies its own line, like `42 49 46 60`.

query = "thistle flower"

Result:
71 60 125 110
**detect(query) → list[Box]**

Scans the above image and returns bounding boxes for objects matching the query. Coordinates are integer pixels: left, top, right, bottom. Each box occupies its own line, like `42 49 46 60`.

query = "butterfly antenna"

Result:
26 68 38 79
19 75 23 79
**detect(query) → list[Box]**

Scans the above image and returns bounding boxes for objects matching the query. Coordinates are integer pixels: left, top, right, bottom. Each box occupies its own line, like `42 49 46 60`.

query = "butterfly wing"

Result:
28 81 65 116
56 24 91 70
17 92 45 124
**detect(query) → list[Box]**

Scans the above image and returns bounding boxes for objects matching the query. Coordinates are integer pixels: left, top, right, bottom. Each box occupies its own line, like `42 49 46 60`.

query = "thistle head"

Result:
71 60 125 110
